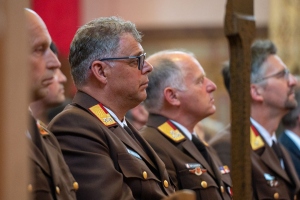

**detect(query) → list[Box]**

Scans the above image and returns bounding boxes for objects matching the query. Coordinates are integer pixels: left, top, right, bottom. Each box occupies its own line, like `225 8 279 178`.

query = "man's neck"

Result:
29 101 48 124
251 107 284 136
159 109 199 133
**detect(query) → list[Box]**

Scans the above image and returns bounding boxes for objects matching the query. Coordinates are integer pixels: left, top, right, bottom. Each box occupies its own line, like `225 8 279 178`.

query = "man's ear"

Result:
90 61 108 84
250 84 264 102
164 87 180 106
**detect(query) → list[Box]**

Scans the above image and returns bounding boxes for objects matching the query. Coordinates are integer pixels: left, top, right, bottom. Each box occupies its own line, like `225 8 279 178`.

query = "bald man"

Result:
25 8 77 200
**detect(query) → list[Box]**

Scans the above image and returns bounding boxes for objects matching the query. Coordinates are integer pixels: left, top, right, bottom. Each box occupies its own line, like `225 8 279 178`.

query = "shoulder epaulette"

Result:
158 120 185 143
89 104 117 127
250 125 264 150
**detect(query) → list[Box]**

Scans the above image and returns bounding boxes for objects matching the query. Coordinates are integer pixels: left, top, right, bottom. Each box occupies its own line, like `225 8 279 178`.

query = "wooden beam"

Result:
224 0 255 199
0 1 29 199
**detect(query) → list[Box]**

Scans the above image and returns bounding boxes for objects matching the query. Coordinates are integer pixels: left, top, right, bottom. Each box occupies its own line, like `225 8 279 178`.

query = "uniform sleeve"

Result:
48 111 135 200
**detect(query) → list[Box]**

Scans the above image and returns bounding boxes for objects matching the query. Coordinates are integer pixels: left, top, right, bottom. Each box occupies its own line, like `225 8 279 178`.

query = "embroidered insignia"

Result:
267 180 279 187
224 165 230 173
186 163 207 176
264 174 279 187
127 148 142 160
219 166 225 174
189 166 207 176
89 104 116 126
158 120 185 143
264 173 275 181
219 165 230 174
36 120 49 136
185 163 202 169
250 125 264 150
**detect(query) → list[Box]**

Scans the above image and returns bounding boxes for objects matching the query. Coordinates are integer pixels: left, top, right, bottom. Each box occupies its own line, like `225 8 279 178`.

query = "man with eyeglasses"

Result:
249 40 300 200
209 39 300 199
48 17 177 200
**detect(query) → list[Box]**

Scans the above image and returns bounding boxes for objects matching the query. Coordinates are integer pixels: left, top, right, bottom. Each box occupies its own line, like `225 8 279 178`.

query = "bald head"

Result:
147 50 195 68
144 50 193 112
25 8 61 102
145 49 217 125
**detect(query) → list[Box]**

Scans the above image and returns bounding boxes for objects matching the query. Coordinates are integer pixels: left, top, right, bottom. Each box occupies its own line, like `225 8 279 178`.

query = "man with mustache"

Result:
244 40 300 199
140 50 232 200
25 8 77 200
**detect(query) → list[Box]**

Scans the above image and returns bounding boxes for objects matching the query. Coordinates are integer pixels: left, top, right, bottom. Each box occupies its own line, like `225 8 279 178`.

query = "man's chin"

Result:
285 100 298 110
32 88 48 101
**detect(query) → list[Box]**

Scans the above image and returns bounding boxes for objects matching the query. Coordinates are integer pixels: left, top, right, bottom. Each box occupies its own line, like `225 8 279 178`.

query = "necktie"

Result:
192 135 210 163
271 140 283 160
272 140 285 169
192 135 221 183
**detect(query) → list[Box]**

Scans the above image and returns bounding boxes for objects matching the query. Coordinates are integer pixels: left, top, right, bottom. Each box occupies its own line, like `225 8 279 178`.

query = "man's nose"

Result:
142 60 153 75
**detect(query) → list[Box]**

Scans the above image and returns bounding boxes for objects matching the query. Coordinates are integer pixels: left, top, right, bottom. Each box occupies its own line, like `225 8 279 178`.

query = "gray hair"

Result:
144 50 190 112
69 16 142 87
251 39 277 83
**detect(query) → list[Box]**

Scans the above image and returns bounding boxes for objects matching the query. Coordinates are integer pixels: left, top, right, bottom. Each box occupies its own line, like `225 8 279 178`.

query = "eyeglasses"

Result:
254 68 290 83
98 53 146 71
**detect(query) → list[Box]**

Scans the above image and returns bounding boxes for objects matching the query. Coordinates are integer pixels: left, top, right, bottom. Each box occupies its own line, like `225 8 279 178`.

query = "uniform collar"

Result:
250 117 277 147
170 120 196 141
104 106 127 127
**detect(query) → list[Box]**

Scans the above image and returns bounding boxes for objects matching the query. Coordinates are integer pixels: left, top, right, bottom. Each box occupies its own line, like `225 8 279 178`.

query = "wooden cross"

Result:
224 0 255 199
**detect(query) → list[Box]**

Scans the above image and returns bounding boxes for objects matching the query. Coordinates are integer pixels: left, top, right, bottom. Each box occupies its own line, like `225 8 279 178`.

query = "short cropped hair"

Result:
144 50 190 112
251 40 277 83
69 16 142 87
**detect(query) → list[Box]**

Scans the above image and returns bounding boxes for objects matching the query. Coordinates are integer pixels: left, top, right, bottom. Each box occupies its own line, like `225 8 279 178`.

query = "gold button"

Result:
143 171 147 179
27 184 32 192
73 182 79 191
274 192 279 199
164 180 169 188
201 181 207 188
220 186 224 193
56 186 60 195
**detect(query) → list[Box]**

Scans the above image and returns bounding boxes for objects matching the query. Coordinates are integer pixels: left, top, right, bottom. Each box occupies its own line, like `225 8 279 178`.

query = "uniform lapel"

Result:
72 91 157 169
259 145 291 183
111 125 156 169
251 124 292 184
28 139 51 176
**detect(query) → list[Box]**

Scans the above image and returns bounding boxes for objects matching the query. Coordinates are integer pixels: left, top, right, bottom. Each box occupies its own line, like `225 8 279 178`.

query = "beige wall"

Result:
74 0 270 133
81 0 270 28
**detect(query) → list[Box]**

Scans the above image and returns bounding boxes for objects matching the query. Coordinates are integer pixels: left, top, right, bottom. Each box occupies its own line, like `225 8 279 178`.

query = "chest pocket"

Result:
118 152 159 182
178 168 218 190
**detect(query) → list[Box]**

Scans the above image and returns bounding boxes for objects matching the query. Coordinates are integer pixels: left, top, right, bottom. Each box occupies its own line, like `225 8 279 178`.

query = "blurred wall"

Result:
81 0 270 28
